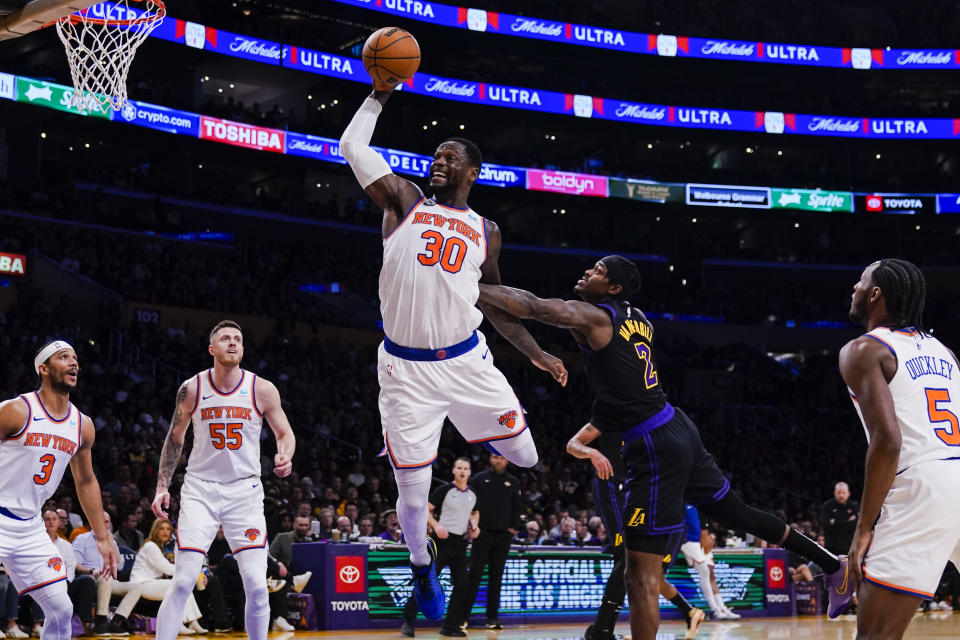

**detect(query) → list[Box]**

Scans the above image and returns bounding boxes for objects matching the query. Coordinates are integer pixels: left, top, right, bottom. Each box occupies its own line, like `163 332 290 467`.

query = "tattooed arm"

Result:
151 377 197 519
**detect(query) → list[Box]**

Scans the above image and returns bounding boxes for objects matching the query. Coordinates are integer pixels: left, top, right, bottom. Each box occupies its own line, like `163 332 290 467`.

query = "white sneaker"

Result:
713 609 737 620
0 628 6 638
179 624 196 635
936 601 953 611
188 620 208 634
271 617 295 632
292 571 312 593
5 629 26 640
266 578 287 593
721 607 742 619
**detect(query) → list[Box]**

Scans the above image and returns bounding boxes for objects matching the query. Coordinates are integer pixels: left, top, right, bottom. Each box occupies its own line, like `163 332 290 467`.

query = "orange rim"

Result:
60 0 165 26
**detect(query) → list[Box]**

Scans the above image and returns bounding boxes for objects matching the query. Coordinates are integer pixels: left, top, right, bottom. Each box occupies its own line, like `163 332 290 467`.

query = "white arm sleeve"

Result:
340 97 393 189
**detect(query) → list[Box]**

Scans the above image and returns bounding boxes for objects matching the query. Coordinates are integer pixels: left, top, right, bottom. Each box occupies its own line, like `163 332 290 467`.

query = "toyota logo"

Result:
769 565 784 583
339 565 360 584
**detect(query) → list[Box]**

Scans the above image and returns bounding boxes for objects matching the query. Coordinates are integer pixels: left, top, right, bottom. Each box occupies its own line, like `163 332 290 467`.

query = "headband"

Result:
34 340 75 374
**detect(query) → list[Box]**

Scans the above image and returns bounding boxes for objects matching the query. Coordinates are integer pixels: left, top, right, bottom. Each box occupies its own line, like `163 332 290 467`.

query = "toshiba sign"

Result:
0 252 26 276
199 116 286 153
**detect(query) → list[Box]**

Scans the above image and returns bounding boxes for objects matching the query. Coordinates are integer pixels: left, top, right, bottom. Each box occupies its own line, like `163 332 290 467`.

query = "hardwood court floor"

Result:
254 611 960 639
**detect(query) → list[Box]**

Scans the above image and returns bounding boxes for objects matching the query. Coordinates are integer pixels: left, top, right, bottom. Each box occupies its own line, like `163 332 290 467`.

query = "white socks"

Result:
393 465 433 567
156 550 205 640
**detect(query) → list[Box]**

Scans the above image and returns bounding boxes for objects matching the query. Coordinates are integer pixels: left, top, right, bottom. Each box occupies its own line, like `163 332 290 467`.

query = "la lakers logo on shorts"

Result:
626 508 647 527
498 410 519 429
613 533 623 547
47 557 63 573
244 528 260 542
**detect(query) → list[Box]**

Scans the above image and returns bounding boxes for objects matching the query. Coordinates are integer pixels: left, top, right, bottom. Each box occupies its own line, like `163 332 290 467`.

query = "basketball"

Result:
362 27 421 91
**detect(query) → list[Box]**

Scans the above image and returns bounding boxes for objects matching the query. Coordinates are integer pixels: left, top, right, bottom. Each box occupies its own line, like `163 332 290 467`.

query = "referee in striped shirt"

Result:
402 457 478 638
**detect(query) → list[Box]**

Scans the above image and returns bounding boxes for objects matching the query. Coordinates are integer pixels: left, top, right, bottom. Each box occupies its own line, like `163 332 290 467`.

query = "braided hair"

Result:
872 258 927 334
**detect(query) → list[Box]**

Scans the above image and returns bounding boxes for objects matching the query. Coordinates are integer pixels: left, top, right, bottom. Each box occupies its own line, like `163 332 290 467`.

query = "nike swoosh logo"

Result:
202 394 214 400
33 416 43 421
252 483 260 489
481 350 489 359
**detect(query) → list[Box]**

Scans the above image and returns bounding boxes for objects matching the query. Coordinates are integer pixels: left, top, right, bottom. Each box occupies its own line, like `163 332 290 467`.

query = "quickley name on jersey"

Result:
849 327 960 472
582 298 668 433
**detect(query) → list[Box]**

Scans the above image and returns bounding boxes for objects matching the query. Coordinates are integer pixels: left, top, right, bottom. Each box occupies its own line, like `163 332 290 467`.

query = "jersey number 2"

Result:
418 231 467 274
926 388 960 446
634 343 659 389
33 454 55 485
210 423 243 450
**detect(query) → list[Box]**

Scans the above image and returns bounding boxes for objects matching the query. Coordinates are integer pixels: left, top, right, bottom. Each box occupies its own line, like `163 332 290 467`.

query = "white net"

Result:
54 0 166 114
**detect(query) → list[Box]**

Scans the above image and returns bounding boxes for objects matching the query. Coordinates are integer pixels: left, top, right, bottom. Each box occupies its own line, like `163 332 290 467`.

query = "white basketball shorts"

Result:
176 474 267 556
862 458 960 599
0 512 68 596
377 330 529 468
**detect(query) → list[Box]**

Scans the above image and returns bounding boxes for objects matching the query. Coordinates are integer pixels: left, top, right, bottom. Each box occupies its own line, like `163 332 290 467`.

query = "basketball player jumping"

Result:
841 259 960 640
477 257 851 639
0 341 118 640
340 86 567 622
151 320 296 640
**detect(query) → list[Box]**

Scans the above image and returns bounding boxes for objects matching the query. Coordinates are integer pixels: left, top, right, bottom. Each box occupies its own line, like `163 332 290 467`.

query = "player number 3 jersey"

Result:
379 198 487 349
188 369 264 483
0 393 82 519
849 327 960 472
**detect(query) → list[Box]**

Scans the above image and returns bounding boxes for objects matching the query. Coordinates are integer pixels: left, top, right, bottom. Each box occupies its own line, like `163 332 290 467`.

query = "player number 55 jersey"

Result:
849 328 960 472
188 369 263 483
379 198 487 349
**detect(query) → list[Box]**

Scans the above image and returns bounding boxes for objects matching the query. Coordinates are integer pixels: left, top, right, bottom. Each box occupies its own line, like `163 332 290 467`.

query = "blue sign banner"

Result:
284 45 365 81
937 194 960 213
327 0 960 71
111 99 199 135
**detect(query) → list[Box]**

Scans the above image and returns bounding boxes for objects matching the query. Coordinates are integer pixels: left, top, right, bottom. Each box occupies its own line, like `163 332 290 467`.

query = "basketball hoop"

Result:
54 0 166 114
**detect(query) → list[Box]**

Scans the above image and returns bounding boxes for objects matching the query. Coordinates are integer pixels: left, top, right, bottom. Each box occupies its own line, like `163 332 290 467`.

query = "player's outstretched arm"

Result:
70 415 119 578
838 336 901 584
255 377 296 478
0 397 29 439
152 378 197 518
565 422 614 480
340 87 425 238
478 219 568 387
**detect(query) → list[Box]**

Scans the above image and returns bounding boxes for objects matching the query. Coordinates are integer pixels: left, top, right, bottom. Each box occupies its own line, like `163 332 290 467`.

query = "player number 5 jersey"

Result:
379 198 487 349
849 328 960 472
0 393 82 519
188 369 264 483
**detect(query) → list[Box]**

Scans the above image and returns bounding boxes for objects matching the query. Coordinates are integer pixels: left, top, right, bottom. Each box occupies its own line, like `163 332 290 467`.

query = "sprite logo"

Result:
16 77 111 119
772 188 852 212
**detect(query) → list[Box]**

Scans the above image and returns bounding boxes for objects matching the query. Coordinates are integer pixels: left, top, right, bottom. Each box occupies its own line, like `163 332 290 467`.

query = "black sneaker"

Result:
400 620 415 637
485 619 503 630
584 624 624 640
438 625 466 637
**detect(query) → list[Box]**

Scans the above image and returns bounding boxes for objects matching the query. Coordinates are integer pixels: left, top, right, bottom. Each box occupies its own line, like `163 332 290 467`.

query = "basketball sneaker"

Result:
583 624 624 640
825 555 853 618
685 607 706 639
411 538 445 620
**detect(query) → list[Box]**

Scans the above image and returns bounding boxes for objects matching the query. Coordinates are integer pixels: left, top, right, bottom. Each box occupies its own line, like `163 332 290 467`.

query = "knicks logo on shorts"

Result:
47 557 63 573
244 528 261 542
498 410 519 429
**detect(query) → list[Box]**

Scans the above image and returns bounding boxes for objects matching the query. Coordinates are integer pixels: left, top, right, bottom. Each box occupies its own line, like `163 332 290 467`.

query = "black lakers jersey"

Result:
582 297 668 433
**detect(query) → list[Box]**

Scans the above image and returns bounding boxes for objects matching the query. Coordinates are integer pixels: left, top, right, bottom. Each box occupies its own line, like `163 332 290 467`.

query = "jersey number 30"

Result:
926 388 960 446
418 231 467 274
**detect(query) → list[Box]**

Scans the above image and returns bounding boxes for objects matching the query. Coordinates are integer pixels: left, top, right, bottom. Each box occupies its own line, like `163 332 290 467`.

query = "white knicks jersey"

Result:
187 369 264 483
0 393 82 519
379 197 488 348
849 327 960 472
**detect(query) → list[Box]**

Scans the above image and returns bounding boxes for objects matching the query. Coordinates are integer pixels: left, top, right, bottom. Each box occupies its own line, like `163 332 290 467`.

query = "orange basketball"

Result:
362 27 421 91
